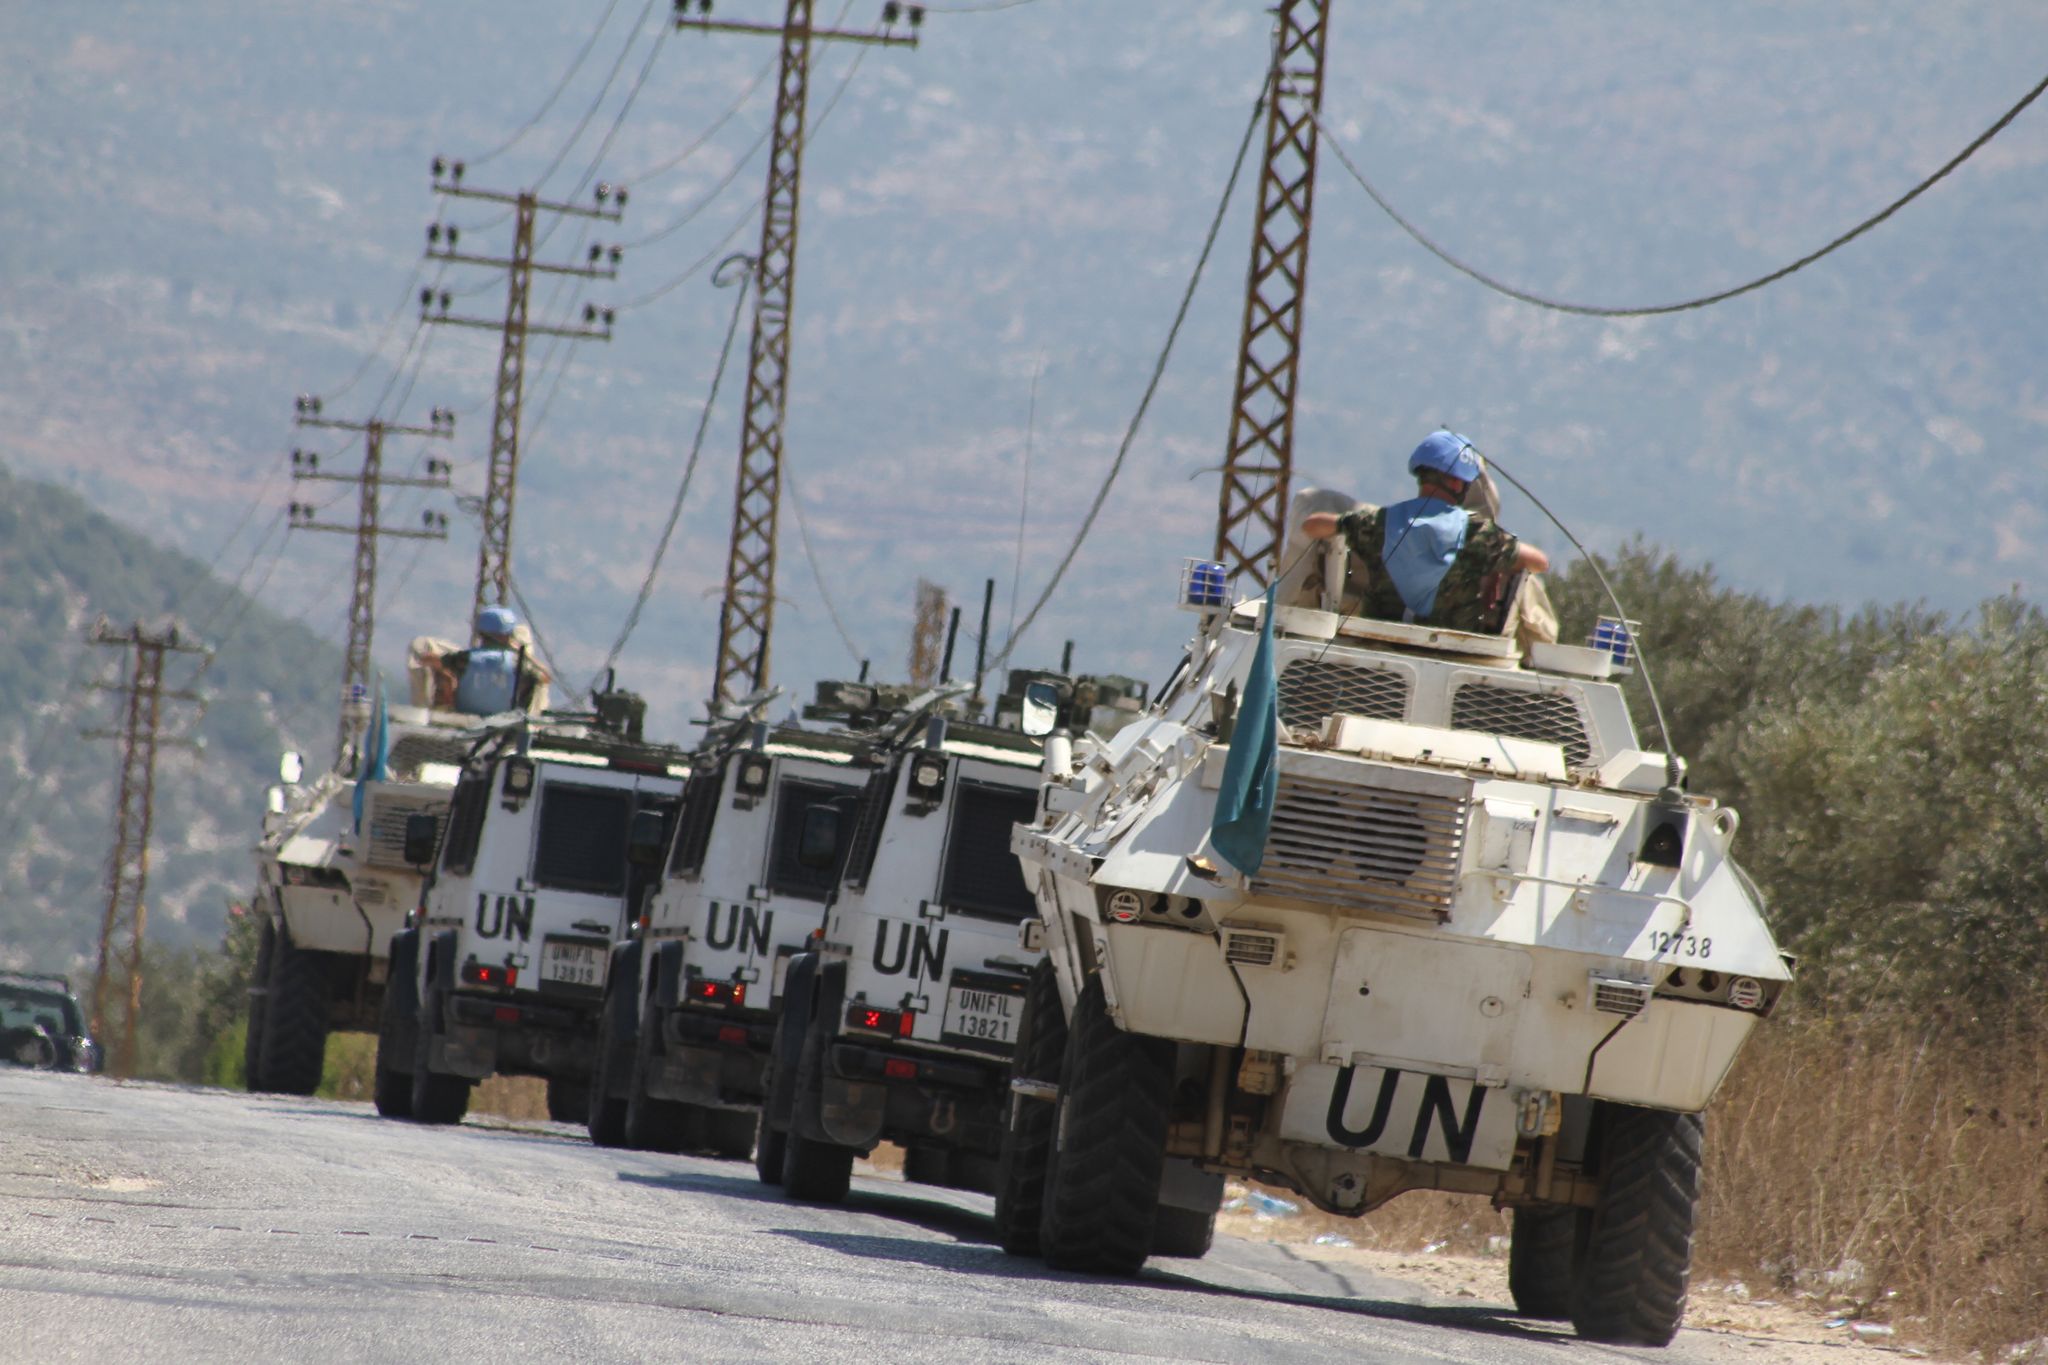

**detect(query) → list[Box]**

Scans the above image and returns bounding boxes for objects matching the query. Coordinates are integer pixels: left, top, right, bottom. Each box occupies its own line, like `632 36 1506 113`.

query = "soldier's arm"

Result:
1302 511 1342 539
1514 541 1550 572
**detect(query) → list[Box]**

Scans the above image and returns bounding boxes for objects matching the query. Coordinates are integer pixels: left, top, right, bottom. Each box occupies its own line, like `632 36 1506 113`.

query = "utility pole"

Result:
909 578 948 687
82 618 208 1078
1214 0 1332 589
677 0 922 708
421 161 625 631
286 396 455 762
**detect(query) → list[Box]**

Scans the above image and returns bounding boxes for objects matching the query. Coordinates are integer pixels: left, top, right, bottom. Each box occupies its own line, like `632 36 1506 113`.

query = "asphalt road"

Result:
0 1069 1793 1363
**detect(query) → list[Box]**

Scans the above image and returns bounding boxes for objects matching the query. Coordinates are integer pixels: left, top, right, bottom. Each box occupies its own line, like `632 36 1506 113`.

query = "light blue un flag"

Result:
1210 585 1280 876
351 682 390 834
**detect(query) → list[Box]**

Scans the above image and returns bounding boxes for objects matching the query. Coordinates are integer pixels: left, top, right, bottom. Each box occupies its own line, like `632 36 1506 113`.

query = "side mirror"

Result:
279 750 304 785
626 808 667 868
796 804 843 871
402 812 440 870
1020 680 1060 738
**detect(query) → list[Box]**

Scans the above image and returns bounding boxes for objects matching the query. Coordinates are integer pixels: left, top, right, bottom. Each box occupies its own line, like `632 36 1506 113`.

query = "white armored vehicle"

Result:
374 689 689 1125
587 687 875 1157
246 701 470 1094
1004 566 1792 1345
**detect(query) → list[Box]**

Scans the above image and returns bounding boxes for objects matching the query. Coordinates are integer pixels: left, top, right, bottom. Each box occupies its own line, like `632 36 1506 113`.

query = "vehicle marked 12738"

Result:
1644 930 1712 959
1276 1061 1520 1170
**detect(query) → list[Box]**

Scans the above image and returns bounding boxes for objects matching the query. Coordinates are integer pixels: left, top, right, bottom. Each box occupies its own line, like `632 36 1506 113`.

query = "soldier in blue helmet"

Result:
449 604 527 715
1302 430 1549 633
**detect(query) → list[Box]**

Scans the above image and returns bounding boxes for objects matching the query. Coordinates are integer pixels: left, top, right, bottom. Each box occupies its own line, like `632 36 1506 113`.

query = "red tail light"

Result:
493 1005 521 1025
883 1058 918 1080
846 1004 916 1038
692 979 745 1007
716 1024 747 1045
462 962 518 989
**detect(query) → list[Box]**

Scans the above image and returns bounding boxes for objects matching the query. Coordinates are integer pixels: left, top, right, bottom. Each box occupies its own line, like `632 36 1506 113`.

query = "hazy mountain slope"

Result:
0 464 341 973
3 1 2044 742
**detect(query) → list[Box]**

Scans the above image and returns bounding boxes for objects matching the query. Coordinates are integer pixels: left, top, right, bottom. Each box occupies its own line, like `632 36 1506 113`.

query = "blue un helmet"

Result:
1407 430 1483 484
476 604 520 641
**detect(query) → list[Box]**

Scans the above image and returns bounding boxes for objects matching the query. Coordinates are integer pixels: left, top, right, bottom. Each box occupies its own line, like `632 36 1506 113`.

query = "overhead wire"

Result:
1310 66 2048 318
1004 353 1044 653
534 0 663 198
785 462 867 668
467 0 626 168
591 255 755 690
987 84 1264 674
625 54 778 185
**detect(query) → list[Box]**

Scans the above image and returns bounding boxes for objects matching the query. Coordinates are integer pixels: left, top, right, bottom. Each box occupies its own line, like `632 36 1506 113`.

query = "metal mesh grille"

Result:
1277 658 1410 729
939 781 1040 923
1449 682 1593 767
532 782 631 896
1253 775 1470 919
389 731 474 775
361 790 450 870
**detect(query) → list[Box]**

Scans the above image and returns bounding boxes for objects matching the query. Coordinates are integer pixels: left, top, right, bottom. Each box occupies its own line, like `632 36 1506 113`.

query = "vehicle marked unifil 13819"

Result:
1325 1065 1488 1165
706 902 771 958
474 893 535 943
872 921 947 979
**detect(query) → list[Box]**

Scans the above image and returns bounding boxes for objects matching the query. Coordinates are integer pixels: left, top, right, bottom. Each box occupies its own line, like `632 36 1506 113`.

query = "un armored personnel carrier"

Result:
586 685 876 1156
373 689 688 1125
1004 560 1791 1344
246 702 470 1094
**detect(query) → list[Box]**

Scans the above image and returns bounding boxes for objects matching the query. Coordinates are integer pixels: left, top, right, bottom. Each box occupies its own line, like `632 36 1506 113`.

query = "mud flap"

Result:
1157 1156 1225 1214
819 1071 886 1149
646 1045 723 1104
429 1023 495 1080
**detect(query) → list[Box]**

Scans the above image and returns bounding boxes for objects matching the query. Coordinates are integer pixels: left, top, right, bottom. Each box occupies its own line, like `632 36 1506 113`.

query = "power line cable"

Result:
626 54 778 185
506 572 583 707
989 86 1263 674
563 16 673 203
469 0 626 167
785 461 866 668
1004 352 1044 650
591 255 754 690
534 0 662 197
623 120 773 250
1311 67 2048 318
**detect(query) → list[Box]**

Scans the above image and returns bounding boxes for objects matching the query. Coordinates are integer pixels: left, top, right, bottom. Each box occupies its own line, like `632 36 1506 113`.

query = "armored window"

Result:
1448 681 1594 767
669 765 724 875
1277 658 1410 730
439 771 491 876
840 768 896 890
765 778 861 902
938 780 1039 924
531 781 633 896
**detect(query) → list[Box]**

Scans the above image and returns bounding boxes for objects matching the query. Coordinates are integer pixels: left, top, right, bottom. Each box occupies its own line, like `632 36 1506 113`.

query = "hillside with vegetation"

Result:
0 463 341 975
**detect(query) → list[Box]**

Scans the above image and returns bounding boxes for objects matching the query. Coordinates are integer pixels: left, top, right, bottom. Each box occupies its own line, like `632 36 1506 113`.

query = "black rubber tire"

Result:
410 988 472 1126
1150 1205 1218 1259
546 1076 591 1125
587 981 631 1149
257 924 331 1096
1509 1205 1584 1320
371 934 415 1119
902 1147 951 1187
1039 975 1172 1276
754 1108 788 1185
1570 1106 1704 1346
780 1018 855 1204
623 989 694 1153
703 1108 757 1160
994 960 1065 1257
242 914 276 1092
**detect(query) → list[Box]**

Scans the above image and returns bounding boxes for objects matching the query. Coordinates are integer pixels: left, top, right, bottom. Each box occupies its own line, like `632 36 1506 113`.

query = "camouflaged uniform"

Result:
1335 505 1522 633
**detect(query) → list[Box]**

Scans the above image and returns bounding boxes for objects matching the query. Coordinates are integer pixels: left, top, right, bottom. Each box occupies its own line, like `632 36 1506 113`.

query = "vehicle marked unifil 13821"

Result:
474 893 535 943
872 921 947 979
706 902 771 958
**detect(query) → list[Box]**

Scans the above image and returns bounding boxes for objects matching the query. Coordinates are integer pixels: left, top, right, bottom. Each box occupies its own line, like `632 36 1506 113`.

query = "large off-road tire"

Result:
1509 1204 1584 1320
780 1017 855 1204
242 914 276 1091
623 991 694 1154
587 979 633 1149
1570 1105 1704 1346
371 933 416 1119
754 1108 787 1185
994 960 1066 1256
256 923 331 1096
1151 1204 1218 1259
546 1076 591 1124
410 988 472 1126
1039 975 1173 1276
